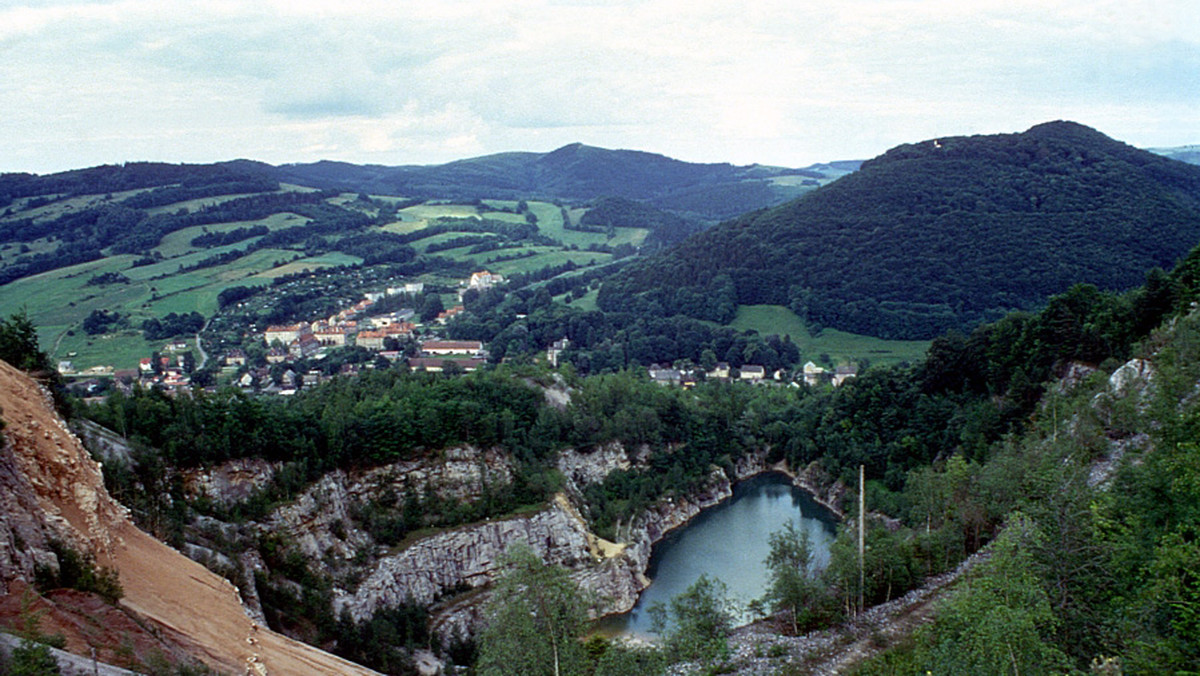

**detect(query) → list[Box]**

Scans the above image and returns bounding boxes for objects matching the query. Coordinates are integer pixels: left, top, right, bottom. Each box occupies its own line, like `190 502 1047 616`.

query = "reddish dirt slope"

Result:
0 362 377 675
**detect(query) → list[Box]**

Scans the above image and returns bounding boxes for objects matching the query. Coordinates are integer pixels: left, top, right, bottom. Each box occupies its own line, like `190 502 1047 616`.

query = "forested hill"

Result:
275 143 826 219
598 121 1200 339
2 146 833 222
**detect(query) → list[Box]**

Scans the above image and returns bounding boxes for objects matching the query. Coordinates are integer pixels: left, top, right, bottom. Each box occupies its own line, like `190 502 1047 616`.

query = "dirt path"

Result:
194 316 211 370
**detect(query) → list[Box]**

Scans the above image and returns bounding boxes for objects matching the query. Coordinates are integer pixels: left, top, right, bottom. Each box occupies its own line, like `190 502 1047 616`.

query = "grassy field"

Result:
0 188 149 223
728 305 931 366
463 248 612 276
528 202 649 248
561 287 599 312
0 242 361 369
403 204 482 220
144 192 270 216
249 252 362 278
411 231 501 253
153 213 309 258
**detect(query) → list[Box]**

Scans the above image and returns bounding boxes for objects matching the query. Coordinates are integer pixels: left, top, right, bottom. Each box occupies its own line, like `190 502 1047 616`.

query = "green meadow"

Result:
728 305 931 366
0 193 662 370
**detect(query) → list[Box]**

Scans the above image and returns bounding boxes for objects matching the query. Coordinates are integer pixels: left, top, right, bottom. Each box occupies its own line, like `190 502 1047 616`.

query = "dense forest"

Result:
600 121 1200 339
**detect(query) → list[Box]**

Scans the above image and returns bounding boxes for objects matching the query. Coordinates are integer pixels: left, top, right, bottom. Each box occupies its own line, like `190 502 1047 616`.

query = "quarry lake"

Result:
599 472 839 637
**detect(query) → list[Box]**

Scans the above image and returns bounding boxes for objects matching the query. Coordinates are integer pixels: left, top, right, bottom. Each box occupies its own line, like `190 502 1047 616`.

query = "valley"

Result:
1 124 1199 675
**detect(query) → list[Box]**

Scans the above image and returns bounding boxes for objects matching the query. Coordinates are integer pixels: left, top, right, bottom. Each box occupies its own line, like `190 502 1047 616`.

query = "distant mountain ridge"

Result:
274 143 827 219
598 121 1200 339
1149 145 1200 166
2 145 840 221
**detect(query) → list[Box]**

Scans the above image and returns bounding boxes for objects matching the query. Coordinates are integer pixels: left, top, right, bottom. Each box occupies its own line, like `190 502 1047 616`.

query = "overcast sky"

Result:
2 0 1197 174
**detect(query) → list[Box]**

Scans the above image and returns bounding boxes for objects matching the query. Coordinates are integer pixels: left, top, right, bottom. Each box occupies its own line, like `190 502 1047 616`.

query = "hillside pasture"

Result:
728 304 930 366
249 252 362 278
0 241 341 368
152 213 311 258
143 191 279 216
529 202 649 248
0 188 152 223
465 248 612 276
401 204 482 220
410 231 502 254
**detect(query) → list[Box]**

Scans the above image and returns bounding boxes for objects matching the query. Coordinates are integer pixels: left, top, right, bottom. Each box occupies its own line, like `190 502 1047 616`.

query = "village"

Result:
60 267 856 397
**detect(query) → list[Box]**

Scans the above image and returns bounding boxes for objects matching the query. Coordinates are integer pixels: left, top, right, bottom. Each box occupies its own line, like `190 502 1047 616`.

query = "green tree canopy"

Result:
476 543 590 676
763 519 824 635
649 574 737 664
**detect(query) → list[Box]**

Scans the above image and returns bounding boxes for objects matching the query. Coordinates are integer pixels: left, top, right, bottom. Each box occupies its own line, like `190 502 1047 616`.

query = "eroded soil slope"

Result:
0 361 377 675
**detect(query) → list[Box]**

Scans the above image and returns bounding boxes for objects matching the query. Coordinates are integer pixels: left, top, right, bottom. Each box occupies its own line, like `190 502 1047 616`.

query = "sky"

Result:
2 0 1198 174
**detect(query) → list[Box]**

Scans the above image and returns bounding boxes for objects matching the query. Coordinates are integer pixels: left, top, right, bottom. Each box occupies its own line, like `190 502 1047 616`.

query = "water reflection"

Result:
595 472 837 637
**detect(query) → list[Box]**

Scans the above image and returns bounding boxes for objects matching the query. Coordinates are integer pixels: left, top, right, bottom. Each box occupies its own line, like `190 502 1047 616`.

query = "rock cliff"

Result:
176 437 844 649
332 444 845 643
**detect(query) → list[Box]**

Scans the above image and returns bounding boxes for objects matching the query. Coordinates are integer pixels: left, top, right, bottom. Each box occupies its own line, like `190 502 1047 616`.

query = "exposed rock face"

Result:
183 458 277 506
1086 357 1159 488
177 439 843 649
557 442 633 490
238 550 270 625
329 444 848 644
337 498 593 620
270 469 372 567
0 361 379 675
1107 358 1155 402
0 432 61 583
792 461 847 519
0 368 129 562
355 446 513 503
262 445 514 575
72 418 135 466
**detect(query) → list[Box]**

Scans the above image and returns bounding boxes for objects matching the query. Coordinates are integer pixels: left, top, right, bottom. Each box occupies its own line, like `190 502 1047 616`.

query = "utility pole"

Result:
858 464 865 617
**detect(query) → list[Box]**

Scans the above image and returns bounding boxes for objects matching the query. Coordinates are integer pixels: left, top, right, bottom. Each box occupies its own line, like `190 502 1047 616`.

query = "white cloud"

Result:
1 0 1197 173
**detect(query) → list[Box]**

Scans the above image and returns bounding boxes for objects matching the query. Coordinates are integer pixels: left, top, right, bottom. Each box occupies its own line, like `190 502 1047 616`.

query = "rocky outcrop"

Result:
262 446 514 575
1107 358 1154 401
183 458 277 506
1086 357 1159 488
337 498 594 623
72 418 135 467
328 444 849 644
0 432 62 583
792 461 848 519
557 442 634 490
269 470 372 567
355 446 513 503
0 368 129 563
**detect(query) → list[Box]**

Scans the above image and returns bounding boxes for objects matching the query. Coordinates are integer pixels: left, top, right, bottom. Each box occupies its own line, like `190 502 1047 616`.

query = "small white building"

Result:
422 340 484 356
547 338 570 367
833 365 859 387
388 282 425 296
739 365 766 381
803 361 826 387
467 270 505 291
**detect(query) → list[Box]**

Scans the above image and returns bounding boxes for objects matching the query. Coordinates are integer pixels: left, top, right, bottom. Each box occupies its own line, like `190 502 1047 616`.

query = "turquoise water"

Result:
597 472 838 637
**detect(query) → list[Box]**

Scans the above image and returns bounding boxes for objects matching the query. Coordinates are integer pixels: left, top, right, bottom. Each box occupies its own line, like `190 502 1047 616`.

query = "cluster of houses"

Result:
261 295 417 357
257 271 499 358
64 339 197 397
64 269 866 398
226 338 487 394
646 360 858 388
